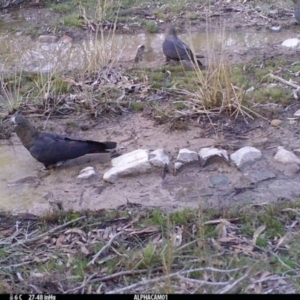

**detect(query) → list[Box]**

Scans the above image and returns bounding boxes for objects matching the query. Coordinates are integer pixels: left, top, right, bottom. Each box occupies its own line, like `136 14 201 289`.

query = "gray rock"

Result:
199 147 229 166
274 146 300 165
149 149 169 167
175 148 199 170
103 149 151 183
209 175 229 188
177 148 199 163
230 146 262 168
244 169 276 184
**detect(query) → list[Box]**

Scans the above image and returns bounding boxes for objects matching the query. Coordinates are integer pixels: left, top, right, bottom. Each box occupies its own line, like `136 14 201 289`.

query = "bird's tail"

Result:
103 141 117 150
88 141 117 153
190 54 204 69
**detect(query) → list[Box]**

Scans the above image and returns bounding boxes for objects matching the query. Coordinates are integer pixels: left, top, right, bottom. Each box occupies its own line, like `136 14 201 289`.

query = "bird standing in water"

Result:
293 0 300 23
11 114 117 169
162 24 204 68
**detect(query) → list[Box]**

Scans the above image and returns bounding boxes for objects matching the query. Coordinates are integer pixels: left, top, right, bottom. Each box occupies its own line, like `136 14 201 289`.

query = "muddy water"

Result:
0 143 47 213
0 29 291 72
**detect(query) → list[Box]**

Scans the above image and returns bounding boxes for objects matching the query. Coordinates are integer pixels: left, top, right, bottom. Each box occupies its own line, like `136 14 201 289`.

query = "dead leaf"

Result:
274 232 293 250
210 238 221 250
219 237 238 243
204 218 231 225
55 234 66 247
252 225 266 245
232 244 254 255
81 245 90 256
127 226 159 235
290 220 298 228
216 222 227 239
65 228 87 240
121 214 141 229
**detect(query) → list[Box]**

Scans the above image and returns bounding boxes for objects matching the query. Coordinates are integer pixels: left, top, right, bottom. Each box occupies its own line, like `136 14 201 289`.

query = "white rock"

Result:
149 149 169 167
76 167 96 184
270 26 281 33
274 146 300 165
230 146 262 168
245 86 255 93
294 109 300 117
281 38 300 48
103 149 151 183
174 162 183 170
176 148 199 163
38 35 59 43
77 167 96 181
199 147 229 164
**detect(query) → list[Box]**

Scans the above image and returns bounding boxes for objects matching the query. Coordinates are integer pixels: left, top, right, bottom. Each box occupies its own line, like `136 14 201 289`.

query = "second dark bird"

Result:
12 114 117 169
293 0 300 23
162 24 203 68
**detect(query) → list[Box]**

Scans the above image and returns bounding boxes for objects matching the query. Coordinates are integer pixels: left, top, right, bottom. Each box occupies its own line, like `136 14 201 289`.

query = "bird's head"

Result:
11 114 33 133
165 24 178 37
11 114 38 147
11 114 25 127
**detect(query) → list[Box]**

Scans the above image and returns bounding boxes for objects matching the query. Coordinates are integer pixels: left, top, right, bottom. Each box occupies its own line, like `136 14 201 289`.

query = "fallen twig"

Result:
6 216 86 249
91 266 166 283
216 267 252 294
178 275 230 286
63 273 98 294
88 231 123 266
268 73 300 90
106 266 248 294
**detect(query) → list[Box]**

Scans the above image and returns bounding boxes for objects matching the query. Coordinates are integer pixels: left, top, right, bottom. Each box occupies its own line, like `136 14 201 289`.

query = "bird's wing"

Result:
163 38 194 60
29 133 89 165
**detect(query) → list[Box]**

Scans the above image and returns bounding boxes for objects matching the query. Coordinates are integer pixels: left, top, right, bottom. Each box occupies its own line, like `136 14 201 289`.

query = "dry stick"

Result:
3 260 36 270
178 275 230 286
253 244 294 271
63 272 98 294
91 266 166 283
268 73 300 90
253 273 300 284
106 266 248 294
88 231 123 266
216 267 252 294
6 216 86 249
17 272 43 294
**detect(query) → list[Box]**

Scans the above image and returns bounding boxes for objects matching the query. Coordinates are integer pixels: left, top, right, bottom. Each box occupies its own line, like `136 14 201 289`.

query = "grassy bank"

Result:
1 199 300 294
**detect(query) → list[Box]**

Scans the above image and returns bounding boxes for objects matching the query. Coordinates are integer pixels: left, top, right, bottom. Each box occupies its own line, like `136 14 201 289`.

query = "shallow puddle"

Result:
0 143 46 213
0 26 291 72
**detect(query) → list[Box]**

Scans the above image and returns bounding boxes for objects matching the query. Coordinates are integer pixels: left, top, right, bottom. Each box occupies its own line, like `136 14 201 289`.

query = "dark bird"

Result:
162 25 204 68
11 114 117 169
293 0 300 23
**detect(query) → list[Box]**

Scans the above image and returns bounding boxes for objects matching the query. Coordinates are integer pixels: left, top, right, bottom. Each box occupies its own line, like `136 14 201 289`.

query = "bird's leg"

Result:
40 164 57 171
40 165 50 171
